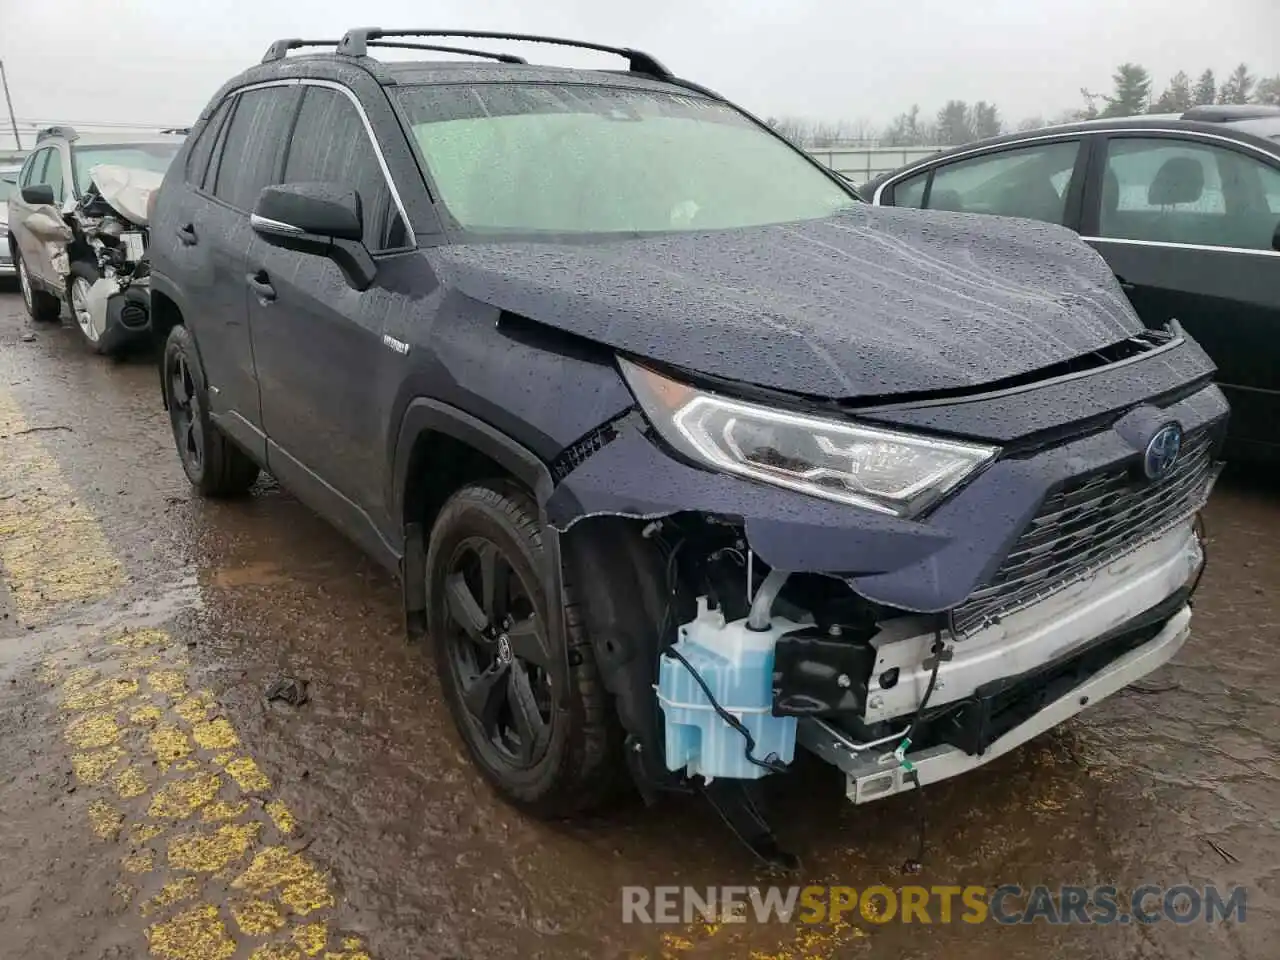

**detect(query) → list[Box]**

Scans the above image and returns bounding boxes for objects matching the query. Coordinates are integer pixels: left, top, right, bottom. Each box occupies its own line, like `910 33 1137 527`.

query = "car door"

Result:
246 81 415 549
1078 133 1280 455
878 136 1089 228
178 84 300 459
12 147 69 287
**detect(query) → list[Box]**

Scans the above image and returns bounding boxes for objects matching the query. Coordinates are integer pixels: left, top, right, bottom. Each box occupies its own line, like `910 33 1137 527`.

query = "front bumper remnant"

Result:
799 604 1191 804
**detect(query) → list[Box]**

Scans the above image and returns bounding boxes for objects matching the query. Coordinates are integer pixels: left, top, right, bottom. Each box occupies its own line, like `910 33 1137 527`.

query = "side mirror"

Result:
250 182 375 290
22 184 56 206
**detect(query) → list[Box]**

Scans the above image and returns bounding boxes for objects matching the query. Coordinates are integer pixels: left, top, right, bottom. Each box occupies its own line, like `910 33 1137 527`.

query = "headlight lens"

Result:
620 358 998 517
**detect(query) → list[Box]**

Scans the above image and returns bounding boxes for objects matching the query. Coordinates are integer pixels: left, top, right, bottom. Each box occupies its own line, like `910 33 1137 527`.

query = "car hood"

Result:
429 205 1143 400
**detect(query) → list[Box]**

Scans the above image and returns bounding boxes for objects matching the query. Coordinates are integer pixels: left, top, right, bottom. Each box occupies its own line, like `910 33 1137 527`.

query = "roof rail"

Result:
336 28 673 79
1181 104 1280 123
262 39 343 63
365 40 527 64
36 125 79 143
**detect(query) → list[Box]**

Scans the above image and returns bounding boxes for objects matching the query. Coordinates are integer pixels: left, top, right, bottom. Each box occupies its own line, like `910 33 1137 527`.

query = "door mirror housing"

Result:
21 184 56 206
251 183 375 290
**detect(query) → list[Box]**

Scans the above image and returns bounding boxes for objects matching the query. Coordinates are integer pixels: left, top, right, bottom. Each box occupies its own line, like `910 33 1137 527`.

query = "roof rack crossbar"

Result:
262 39 343 63
337 28 673 79
364 40 527 64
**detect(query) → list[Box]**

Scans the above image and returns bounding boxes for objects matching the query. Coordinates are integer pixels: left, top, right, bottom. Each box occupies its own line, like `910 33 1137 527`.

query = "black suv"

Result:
151 29 1224 840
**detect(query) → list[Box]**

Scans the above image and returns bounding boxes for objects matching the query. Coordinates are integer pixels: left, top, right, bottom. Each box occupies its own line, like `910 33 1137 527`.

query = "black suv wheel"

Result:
427 482 623 817
162 325 260 496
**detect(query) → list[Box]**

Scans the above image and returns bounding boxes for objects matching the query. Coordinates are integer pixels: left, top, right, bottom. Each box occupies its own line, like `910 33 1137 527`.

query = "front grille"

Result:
953 428 1214 636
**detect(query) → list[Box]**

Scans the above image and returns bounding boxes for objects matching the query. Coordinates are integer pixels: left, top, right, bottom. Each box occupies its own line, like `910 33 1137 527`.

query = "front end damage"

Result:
550 349 1226 849
54 165 160 351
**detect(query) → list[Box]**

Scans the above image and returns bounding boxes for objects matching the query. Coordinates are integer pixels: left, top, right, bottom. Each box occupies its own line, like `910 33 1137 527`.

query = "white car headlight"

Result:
620 358 998 517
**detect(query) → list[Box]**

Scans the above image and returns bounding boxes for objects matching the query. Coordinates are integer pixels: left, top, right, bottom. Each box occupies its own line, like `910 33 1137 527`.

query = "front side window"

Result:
212 86 299 212
44 148 66 203
1099 137 1280 251
283 86 404 250
72 142 179 195
394 83 858 236
891 140 1081 225
20 148 48 189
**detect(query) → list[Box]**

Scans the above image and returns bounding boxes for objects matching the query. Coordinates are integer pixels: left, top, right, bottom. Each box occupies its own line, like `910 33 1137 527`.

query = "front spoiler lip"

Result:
799 603 1191 804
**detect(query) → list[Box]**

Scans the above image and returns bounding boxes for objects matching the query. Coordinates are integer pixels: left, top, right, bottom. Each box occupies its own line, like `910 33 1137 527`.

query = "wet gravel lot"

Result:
0 288 1277 959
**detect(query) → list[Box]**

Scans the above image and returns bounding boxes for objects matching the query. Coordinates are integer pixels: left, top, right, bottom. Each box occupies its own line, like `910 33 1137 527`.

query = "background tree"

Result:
1193 69 1216 106
971 101 1002 139
1256 75 1280 106
1016 115 1047 132
1151 70 1193 113
935 100 973 145
1218 63 1256 104
1101 63 1152 117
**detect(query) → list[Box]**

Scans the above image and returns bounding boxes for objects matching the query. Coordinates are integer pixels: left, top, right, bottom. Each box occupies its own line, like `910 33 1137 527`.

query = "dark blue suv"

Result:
150 29 1225 848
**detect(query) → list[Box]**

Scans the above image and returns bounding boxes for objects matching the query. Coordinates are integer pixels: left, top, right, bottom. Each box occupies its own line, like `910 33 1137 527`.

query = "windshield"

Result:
71 143 180 193
394 83 857 236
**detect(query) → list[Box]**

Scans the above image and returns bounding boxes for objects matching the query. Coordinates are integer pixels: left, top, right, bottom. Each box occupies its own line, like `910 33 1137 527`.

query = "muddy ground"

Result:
1 289 1277 960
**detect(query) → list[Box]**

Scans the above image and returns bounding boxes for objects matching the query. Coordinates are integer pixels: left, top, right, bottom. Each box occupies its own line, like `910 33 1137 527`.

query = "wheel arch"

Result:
150 288 186 410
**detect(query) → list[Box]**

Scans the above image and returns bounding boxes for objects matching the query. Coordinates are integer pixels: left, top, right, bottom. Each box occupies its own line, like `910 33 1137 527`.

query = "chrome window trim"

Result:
249 213 305 235
870 127 1280 205
216 77 416 249
1080 236 1280 258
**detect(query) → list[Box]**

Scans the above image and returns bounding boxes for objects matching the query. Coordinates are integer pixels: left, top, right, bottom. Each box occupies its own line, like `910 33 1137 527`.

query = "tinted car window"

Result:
893 140 1080 225
185 101 232 186
1100 137 1280 251
283 86 403 250
212 86 298 212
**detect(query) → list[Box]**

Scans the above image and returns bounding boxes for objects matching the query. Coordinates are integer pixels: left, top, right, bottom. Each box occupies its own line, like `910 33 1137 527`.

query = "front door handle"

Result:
1115 275 1137 293
176 223 198 246
247 270 276 303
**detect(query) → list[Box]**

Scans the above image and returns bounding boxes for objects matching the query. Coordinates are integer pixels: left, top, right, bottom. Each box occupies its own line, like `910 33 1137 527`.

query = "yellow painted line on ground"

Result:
0 384 370 959
0 388 125 622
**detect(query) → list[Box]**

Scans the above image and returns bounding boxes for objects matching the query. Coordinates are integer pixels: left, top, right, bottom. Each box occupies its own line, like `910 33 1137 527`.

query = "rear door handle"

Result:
176 223 197 246
247 270 276 303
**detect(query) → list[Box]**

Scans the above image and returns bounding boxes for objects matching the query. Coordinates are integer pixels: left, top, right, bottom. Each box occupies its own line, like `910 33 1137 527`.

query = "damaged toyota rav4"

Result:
150 29 1226 854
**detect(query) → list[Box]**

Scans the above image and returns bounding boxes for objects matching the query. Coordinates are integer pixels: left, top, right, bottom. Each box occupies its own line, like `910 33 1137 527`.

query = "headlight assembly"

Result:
620 358 998 517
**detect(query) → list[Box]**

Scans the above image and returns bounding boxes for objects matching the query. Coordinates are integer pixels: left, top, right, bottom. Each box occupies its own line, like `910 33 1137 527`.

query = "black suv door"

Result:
1079 132 1280 458
245 81 415 555
164 84 300 460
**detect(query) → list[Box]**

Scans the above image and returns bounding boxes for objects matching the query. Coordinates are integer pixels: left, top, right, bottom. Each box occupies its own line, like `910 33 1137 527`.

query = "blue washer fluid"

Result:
657 597 802 781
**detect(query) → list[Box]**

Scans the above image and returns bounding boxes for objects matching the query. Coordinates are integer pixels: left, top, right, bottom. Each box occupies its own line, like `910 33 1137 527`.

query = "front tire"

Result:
69 261 109 354
426 481 623 817
162 324 260 497
17 254 61 323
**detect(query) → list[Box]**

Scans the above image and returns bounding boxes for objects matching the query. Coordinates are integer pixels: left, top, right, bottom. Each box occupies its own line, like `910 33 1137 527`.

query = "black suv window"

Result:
186 100 233 186
283 86 404 251
212 86 298 212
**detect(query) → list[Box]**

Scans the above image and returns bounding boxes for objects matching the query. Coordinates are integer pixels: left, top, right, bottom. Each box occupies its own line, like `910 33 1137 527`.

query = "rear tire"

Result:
162 324 260 497
17 254 61 323
426 481 624 818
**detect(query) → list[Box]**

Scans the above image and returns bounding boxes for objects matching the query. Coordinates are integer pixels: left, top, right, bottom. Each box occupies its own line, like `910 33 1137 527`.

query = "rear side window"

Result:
186 100 232 186
212 86 299 212
892 140 1081 226
282 86 404 250
1099 137 1280 251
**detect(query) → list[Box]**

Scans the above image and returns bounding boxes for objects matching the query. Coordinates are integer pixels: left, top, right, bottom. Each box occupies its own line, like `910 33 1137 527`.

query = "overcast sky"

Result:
1 0 1277 146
